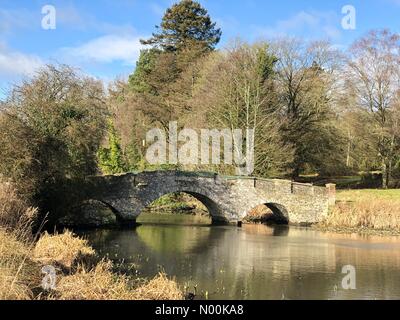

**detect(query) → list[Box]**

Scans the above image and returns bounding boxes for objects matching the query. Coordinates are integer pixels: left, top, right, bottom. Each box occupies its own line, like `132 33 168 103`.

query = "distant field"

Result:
297 175 363 188
337 189 400 202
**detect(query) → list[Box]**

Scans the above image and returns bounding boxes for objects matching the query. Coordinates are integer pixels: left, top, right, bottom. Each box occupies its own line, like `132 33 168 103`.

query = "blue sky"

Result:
0 0 399 100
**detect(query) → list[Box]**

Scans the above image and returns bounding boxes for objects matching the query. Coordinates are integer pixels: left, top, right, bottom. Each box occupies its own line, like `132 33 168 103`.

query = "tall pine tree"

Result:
140 0 221 52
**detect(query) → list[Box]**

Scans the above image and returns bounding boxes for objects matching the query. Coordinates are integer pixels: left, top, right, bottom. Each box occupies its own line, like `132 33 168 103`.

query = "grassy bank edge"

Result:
0 229 184 300
312 189 400 237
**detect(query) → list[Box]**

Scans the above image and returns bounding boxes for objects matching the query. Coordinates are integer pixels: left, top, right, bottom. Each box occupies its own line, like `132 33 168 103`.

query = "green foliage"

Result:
255 44 278 81
141 0 221 52
128 49 160 93
97 120 127 175
125 142 143 172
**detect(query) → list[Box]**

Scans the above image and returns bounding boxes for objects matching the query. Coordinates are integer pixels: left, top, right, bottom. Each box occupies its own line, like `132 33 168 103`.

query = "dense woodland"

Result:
0 0 400 221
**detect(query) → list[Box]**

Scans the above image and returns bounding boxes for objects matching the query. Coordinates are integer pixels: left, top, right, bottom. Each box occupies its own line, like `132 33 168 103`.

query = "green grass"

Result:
297 175 362 188
337 189 400 202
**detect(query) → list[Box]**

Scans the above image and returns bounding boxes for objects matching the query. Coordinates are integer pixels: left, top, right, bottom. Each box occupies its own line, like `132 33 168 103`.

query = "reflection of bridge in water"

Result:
82 171 336 227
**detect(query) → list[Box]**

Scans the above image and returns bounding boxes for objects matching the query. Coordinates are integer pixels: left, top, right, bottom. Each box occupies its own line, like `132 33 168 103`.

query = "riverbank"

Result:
0 182 183 300
0 228 183 300
314 189 400 236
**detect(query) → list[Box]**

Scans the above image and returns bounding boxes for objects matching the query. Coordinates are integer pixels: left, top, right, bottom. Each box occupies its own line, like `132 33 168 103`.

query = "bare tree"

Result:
346 29 400 188
192 41 293 176
271 38 344 178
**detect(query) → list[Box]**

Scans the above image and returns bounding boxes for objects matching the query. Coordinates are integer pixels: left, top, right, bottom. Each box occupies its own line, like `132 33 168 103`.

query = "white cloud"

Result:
60 34 146 66
0 44 43 77
253 10 342 40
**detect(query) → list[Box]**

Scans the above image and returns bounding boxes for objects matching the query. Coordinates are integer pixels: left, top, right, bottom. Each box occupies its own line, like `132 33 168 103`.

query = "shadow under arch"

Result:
74 199 127 226
98 200 136 226
265 203 289 225
244 202 289 226
54 198 126 230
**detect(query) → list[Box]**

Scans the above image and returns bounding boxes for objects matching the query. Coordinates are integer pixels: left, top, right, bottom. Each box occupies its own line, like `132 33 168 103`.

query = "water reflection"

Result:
81 215 400 300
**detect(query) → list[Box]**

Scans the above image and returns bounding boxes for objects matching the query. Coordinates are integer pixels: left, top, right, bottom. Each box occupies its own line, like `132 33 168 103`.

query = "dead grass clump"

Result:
52 260 128 300
321 200 400 231
33 231 96 270
132 273 183 300
53 261 183 300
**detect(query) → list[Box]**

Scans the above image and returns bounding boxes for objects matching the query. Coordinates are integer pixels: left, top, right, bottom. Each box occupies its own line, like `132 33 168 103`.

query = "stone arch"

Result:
134 187 228 224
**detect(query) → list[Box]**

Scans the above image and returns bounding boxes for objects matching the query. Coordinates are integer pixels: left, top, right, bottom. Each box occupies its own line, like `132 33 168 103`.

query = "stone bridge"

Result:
81 171 336 227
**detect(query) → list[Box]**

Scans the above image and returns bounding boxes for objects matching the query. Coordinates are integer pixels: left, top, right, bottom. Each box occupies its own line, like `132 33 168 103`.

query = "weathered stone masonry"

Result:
82 171 336 226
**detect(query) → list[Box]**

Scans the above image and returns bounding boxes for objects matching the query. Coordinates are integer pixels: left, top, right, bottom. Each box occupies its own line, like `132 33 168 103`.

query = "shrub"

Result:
0 65 108 224
359 172 382 188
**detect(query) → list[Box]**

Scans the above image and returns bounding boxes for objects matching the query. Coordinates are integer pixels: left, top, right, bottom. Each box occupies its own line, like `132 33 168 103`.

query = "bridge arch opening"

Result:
244 203 289 225
137 192 222 225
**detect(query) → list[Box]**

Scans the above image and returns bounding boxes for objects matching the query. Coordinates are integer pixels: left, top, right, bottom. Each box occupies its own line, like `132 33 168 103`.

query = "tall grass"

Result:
321 197 400 231
320 189 400 232
0 181 38 241
0 229 41 300
0 181 40 300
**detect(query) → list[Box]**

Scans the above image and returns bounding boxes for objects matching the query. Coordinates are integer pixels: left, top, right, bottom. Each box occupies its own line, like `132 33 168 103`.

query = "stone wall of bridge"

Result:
80 171 336 226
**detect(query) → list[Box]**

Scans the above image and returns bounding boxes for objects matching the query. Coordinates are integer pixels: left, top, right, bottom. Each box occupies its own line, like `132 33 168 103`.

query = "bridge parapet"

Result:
226 176 331 197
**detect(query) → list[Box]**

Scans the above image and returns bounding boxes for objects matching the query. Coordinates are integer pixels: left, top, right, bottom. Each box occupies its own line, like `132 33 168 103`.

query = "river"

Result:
79 213 400 300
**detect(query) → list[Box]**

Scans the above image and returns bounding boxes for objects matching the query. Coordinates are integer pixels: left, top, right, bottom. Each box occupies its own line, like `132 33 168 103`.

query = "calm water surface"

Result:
80 213 400 300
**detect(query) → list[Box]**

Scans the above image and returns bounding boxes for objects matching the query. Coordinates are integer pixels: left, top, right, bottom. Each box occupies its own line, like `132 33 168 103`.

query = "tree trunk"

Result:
387 160 392 189
346 130 352 168
292 166 300 180
382 161 388 189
